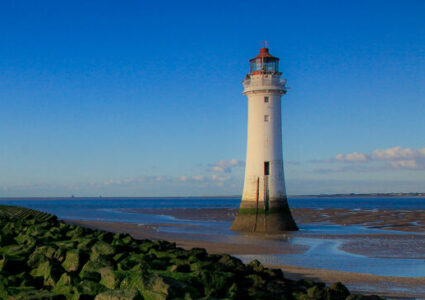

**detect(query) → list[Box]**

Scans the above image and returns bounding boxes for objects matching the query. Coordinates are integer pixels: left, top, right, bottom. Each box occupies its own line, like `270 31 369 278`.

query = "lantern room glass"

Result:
250 58 279 74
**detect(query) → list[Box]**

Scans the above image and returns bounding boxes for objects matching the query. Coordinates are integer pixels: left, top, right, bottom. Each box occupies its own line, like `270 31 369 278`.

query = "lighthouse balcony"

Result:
243 75 286 94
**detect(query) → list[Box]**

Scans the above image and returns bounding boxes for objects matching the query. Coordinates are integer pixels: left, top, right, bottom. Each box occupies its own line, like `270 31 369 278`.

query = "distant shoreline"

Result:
1 192 425 200
293 192 425 198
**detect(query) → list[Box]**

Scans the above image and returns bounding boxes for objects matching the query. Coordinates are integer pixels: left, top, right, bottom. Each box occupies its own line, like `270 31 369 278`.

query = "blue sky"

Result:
0 0 424 196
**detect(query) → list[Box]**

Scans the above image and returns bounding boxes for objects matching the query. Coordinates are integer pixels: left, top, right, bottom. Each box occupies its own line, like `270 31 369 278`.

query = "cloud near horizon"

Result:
207 159 245 173
102 173 232 186
0 159 246 197
315 146 425 173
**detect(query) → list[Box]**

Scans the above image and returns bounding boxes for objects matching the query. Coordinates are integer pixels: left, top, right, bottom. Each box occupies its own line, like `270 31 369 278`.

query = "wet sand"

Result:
271 265 425 299
119 207 425 233
292 208 425 233
66 219 306 255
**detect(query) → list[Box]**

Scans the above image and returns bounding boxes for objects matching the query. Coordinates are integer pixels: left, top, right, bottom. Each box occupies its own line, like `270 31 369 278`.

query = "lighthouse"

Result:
231 46 298 233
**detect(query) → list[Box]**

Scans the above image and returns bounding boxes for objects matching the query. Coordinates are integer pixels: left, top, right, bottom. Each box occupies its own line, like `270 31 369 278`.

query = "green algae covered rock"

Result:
62 249 87 273
5 287 62 300
327 281 350 300
95 289 142 300
52 273 77 296
30 260 63 287
307 285 328 299
99 266 120 289
0 205 386 300
248 259 265 273
119 272 187 299
92 241 115 256
0 254 28 274
74 280 107 297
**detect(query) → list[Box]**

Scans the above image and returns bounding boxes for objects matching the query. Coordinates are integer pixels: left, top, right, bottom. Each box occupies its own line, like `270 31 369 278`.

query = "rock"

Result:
246 287 270 299
327 282 350 300
19 273 44 289
190 261 214 272
0 255 28 274
80 270 101 283
248 259 264 272
97 231 114 243
120 272 186 299
92 241 115 256
150 259 169 271
169 264 191 273
0 280 8 299
245 273 265 288
0 244 29 257
52 273 75 295
54 240 78 250
152 240 176 251
90 251 114 266
217 254 245 272
117 255 141 271
141 274 184 300
121 235 134 245
196 271 235 298
113 252 128 262
79 261 105 282
30 260 63 287
0 233 14 247
120 273 145 290
266 280 292 298
263 268 284 280
138 240 156 253
77 238 97 250
32 245 65 263
187 248 207 260
14 233 31 245
307 285 328 299
296 279 320 293
95 289 142 300
99 266 119 289
62 249 87 273
28 252 49 269
4 287 62 300
226 283 239 299
76 280 107 296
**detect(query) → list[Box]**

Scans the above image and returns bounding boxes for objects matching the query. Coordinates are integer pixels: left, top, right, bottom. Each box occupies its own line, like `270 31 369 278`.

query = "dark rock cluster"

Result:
0 205 385 299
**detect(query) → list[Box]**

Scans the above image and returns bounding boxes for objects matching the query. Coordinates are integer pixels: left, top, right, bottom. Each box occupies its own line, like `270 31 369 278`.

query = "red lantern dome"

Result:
249 48 280 75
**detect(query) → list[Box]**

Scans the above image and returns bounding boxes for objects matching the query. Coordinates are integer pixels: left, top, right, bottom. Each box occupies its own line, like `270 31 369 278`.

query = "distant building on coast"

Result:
231 45 298 233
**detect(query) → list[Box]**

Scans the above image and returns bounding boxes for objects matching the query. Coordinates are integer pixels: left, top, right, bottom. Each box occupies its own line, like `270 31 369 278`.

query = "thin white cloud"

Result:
335 152 368 163
99 173 233 188
316 146 425 172
208 159 245 173
371 146 425 162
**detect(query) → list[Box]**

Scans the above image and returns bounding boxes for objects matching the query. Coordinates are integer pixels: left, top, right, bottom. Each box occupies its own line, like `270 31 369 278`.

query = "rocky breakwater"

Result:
0 205 384 299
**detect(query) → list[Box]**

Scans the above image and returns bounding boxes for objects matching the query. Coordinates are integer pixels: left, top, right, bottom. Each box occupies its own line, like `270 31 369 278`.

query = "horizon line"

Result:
1 192 425 200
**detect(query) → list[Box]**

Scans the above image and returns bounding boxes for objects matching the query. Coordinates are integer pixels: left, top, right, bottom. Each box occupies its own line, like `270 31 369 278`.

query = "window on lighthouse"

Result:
264 96 269 103
264 162 270 175
264 115 269 122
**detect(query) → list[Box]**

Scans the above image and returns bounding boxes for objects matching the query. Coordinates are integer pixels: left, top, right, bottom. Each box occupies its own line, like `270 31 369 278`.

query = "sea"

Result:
1 196 425 223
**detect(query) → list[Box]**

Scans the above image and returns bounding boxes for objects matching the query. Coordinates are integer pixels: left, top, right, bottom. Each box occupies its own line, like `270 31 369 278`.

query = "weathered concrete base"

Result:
231 199 298 233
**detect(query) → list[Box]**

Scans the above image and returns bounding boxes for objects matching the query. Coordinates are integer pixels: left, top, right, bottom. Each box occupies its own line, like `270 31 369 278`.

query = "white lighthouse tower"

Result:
231 46 298 233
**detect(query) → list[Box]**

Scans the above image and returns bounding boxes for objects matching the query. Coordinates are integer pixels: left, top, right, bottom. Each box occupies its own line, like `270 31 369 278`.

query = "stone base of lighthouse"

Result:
231 198 298 233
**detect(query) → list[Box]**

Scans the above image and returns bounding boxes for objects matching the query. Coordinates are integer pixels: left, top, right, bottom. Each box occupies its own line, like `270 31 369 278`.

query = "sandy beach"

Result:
66 207 425 299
